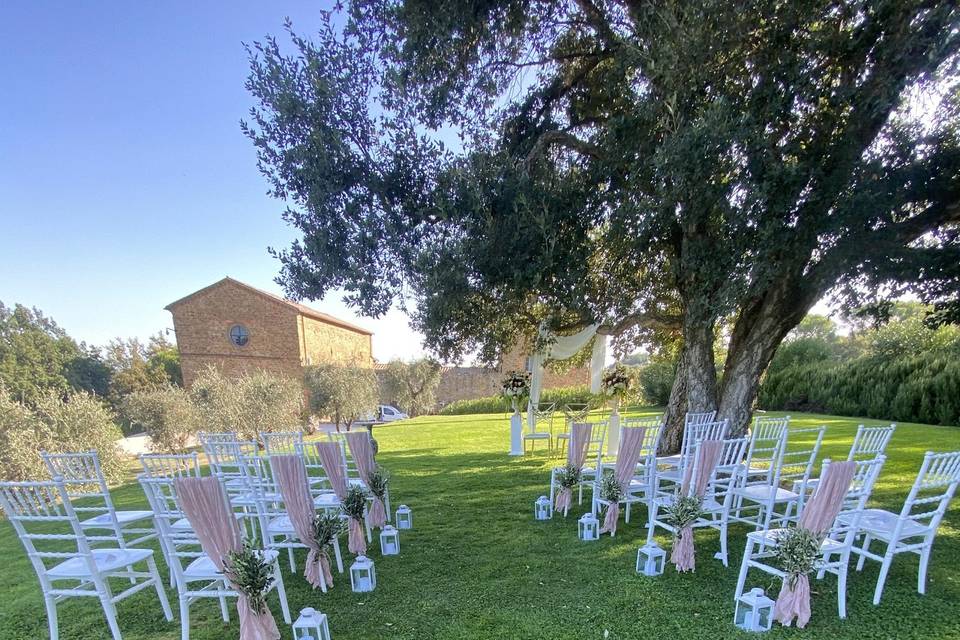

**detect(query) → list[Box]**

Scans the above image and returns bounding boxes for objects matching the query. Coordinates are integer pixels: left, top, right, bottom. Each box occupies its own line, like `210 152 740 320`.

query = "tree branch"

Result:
526 130 603 163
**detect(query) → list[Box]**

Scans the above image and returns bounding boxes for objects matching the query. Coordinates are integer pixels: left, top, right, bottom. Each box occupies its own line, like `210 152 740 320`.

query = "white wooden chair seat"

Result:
183 550 280 581
735 485 800 502
48 548 155 579
80 509 154 527
653 493 725 514
230 491 281 507
841 508 928 539
746 527 846 553
656 454 681 468
266 515 296 536
171 513 245 532
313 493 340 509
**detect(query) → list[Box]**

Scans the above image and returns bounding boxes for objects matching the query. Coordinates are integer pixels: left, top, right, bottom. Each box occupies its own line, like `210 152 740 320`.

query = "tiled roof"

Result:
165 277 373 335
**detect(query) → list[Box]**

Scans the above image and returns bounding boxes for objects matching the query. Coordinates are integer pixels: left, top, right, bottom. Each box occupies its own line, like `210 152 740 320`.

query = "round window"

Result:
229 324 249 347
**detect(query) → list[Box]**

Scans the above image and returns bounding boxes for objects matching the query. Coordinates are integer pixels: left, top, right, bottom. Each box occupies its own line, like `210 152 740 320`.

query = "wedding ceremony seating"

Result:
555 403 591 456
1 476 173 640
42 451 158 551
731 426 824 531
734 456 885 622
846 450 960 605
656 418 730 490
576 419 609 504
168 476 291 640
262 430 305 457
592 426 649 536
524 402 556 453
140 453 201 479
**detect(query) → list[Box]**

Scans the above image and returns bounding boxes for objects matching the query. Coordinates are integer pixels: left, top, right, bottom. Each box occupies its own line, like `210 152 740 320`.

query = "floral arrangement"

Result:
341 484 367 521
556 464 581 491
225 541 275 615
311 511 344 552
598 468 623 503
367 466 390 501
601 364 631 399
775 526 822 588
663 494 705 539
501 370 531 411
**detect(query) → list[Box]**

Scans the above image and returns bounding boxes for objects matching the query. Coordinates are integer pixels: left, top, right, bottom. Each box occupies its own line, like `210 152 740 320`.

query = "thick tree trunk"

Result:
717 277 817 436
660 320 718 454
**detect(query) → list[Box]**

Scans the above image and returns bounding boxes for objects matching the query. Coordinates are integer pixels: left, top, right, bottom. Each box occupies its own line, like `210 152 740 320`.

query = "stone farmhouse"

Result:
166 277 588 408
166 277 373 387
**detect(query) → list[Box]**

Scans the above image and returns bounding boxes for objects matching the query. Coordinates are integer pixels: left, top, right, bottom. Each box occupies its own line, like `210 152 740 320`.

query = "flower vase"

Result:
509 398 524 456
607 396 621 456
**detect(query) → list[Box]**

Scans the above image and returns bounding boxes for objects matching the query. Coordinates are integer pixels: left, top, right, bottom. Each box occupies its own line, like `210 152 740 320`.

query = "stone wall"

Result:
169 280 302 387
299 315 373 367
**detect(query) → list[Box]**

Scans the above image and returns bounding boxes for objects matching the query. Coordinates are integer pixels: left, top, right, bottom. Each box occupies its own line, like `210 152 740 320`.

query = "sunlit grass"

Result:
1 409 959 638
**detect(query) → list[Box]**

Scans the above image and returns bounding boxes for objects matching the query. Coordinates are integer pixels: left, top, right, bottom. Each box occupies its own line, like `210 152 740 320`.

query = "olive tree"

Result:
304 364 378 431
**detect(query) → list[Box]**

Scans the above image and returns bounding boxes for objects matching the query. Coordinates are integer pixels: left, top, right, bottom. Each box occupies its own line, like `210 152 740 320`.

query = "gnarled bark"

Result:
660 319 717 454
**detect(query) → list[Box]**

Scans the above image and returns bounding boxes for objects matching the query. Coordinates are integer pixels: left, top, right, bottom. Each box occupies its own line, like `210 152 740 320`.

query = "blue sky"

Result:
0 1 426 360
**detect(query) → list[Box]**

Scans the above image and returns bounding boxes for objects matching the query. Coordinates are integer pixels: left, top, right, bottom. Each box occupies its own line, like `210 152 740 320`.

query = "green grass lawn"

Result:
2 410 960 639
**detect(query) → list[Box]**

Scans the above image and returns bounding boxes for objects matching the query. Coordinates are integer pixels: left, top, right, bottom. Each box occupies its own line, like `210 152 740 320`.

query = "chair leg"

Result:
147 556 174 621
918 543 932 595
646 504 658 545
838 561 849 619
219 581 230 621
718 520 729 566
856 534 872 571
873 550 896 605
180 596 191 640
99 592 123 640
273 561 292 624
333 535 344 573
735 539 754 600
43 596 59 640
288 546 296 572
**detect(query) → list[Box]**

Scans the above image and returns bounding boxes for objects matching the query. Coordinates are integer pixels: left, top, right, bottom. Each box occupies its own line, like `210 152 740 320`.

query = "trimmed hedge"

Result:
440 385 596 415
758 353 960 426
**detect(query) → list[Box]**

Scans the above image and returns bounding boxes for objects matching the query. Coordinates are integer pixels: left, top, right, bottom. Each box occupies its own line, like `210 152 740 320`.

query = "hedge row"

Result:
439 385 596 415
758 352 960 426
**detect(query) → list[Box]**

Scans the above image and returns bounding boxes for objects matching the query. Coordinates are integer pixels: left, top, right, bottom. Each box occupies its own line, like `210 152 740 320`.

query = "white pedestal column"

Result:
509 412 524 456
607 400 621 457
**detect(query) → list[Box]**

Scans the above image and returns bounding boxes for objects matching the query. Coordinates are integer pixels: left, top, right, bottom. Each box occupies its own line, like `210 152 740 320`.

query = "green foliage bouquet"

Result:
554 464 582 512
664 495 705 537
366 465 390 528
341 484 369 555
226 541 275 615
776 527 821 589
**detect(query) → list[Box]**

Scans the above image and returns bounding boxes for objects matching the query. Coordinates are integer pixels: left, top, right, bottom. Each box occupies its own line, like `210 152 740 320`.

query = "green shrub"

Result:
0 387 124 482
191 367 304 440
637 359 675 405
440 385 596 415
123 385 200 453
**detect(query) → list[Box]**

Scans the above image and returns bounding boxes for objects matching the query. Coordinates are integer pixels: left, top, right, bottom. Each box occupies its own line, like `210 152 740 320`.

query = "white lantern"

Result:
292 607 331 640
636 542 666 576
350 555 376 593
578 512 599 541
534 495 552 520
396 504 413 529
734 587 774 632
380 525 400 556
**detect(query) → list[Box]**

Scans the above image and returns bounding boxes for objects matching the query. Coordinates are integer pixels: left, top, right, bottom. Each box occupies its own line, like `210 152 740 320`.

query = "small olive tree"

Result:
382 358 442 417
190 366 304 441
123 385 200 453
0 387 124 482
304 365 378 431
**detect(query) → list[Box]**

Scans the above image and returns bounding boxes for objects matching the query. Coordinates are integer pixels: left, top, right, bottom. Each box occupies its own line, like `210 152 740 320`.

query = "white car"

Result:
378 405 408 422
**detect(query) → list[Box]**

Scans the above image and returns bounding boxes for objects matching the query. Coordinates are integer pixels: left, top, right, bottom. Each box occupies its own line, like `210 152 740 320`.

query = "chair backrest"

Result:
893 451 960 538
40 450 119 525
261 431 304 457
198 431 239 447
623 416 664 460
563 404 591 424
685 411 718 428
699 437 749 498
139 453 200 479
817 456 886 544
205 440 254 480
530 403 556 434
294 441 332 493
578 420 608 466
750 415 790 446
679 419 729 471
848 424 896 462
0 478 101 588
741 422 789 487
776 426 826 490
328 431 366 479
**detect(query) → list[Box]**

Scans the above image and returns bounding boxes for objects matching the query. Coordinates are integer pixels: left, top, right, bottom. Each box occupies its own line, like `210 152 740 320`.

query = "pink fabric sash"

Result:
773 460 856 628
271 455 330 590
599 426 646 535
345 432 387 528
175 477 280 640
315 442 348 499
348 518 367 555
555 423 593 512
671 439 723 572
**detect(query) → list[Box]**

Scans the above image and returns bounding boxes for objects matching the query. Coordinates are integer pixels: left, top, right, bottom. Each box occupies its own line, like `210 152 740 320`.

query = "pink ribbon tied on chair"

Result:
271 455 333 590
345 431 387 529
773 460 856 628
555 422 593 513
316 442 366 555
175 476 280 640
599 426 647 536
670 439 723 573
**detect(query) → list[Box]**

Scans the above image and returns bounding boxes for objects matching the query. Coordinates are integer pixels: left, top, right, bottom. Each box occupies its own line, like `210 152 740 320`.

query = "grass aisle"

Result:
1 410 959 639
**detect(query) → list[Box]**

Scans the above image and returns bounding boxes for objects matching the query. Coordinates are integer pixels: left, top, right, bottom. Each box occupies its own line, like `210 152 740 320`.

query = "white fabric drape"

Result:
527 325 607 429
